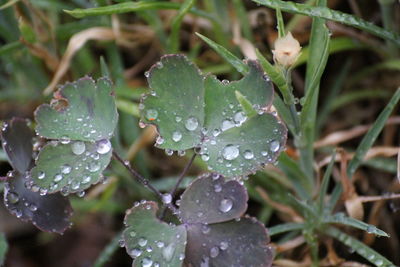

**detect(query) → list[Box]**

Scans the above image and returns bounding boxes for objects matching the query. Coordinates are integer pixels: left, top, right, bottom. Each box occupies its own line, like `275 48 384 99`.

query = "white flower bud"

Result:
272 32 302 67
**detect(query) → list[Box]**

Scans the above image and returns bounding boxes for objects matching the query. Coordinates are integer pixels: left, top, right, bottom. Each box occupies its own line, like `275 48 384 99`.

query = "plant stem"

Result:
170 153 196 199
159 153 196 219
112 151 179 215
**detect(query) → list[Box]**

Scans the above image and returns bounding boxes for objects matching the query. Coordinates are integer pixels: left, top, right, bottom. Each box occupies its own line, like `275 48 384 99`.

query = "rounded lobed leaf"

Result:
140 54 287 177
202 114 287 177
29 140 112 195
185 217 273 267
1 118 34 173
179 174 248 224
4 171 73 234
123 201 187 267
141 54 205 151
35 77 118 142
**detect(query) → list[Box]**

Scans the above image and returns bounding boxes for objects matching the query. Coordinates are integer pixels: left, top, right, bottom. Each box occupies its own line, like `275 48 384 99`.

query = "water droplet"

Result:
39 188 48 196
212 129 221 137
233 111 247 125
29 203 37 212
88 161 100 172
222 145 239 160
201 154 209 162
141 257 153 267
201 256 210 267
179 253 185 260
270 140 280 152
71 141 86 155
82 176 91 184
156 241 164 248
210 247 219 258
172 131 182 142
165 149 173 156
261 151 268 156
7 192 19 204
61 164 72 174
37 171 45 180
219 241 228 250
144 71 150 78
96 139 111 154
185 116 198 131
175 116 182 122
129 231 136 237
162 193 172 204
71 181 80 190
146 246 153 252
156 136 165 145
177 150 186 156
221 119 235 131
214 184 222 192
219 198 233 213
138 238 148 247
201 224 210 234
243 150 254 159
146 109 158 121
375 259 383 266
60 136 71 144
131 248 142 257
162 243 175 262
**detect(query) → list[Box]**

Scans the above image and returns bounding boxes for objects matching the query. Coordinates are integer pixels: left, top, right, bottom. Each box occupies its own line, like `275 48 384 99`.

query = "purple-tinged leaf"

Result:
179 174 248 224
4 171 73 234
185 217 273 267
123 201 187 267
1 118 34 173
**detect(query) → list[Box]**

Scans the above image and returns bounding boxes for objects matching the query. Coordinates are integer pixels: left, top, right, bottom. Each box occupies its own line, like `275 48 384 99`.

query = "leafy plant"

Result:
1 0 400 266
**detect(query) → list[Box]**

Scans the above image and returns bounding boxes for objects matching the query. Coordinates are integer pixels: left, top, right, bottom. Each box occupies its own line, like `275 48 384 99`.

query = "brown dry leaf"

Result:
127 126 157 161
273 235 305 253
43 27 116 95
232 16 257 60
273 257 311 267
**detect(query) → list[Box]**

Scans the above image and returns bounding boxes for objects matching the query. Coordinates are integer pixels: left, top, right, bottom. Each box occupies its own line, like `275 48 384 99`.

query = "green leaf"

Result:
35 77 118 142
1 118 34 173
179 173 248 224
141 55 287 177
64 1 213 20
4 172 73 234
29 140 112 194
195 33 249 74
251 0 400 46
0 233 7 266
347 87 400 178
123 201 187 267
324 213 389 237
234 91 257 118
325 227 396 267
318 151 336 213
185 217 273 267
269 222 305 236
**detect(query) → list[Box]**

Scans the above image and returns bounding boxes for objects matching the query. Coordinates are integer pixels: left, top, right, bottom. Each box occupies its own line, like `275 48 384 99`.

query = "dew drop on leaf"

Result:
96 139 111 154
71 141 86 155
219 241 228 250
172 131 182 142
82 176 91 184
222 145 239 160
7 192 19 204
185 116 199 131
210 247 219 258
37 171 45 180
233 111 247 125
138 238 148 247
221 119 235 131
219 198 233 213
162 193 172 204
131 248 142 257
146 109 158 121
156 241 164 248
54 173 63 182
162 243 175 262
270 140 280 152
175 116 182 122
88 161 100 172
243 150 254 159
141 257 153 267
61 164 72 174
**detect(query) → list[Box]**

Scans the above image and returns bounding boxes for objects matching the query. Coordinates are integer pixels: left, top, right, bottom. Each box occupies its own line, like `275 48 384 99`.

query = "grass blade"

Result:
65 1 213 20
324 227 395 267
269 222 305 236
347 87 400 178
196 33 249 74
324 213 389 237
251 0 400 46
317 150 336 212
93 231 122 267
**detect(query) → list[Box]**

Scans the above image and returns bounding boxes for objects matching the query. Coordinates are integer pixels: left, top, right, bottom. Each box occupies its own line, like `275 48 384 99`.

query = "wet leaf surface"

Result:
179 173 248 224
185 217 273 267
123 201 187 267
4 171 73 234
140 55 287 177
1 118 34 173
35 77 118 142
29 140 112 194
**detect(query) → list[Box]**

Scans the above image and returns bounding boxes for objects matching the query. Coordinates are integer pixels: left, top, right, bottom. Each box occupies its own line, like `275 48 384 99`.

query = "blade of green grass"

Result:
324 213 389 237
64 1 214 21
318 150 336 213
324 227 395 267
347 87 400 178
299 0 330 180
276 8 285 38
269 222 305 236
93 231 122 267
167 0 196 53
196 32 249 74
251 0 400 46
